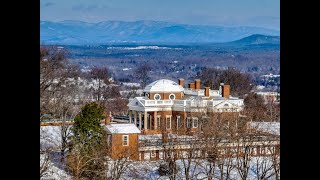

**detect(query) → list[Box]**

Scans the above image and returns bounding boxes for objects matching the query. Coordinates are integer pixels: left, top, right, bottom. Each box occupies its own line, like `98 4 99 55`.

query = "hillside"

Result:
230 34 280 45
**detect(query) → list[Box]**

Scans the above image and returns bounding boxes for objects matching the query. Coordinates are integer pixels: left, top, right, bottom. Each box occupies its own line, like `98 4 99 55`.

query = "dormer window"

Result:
169 94 176 100
154 94 161 100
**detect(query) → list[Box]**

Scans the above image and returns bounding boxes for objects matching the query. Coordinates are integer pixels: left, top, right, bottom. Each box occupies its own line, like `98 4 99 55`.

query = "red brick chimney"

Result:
178 78 184 87
105 112 111 125
221 84 230 99
195 79 200 91
205 87 210 97
188 83 195 89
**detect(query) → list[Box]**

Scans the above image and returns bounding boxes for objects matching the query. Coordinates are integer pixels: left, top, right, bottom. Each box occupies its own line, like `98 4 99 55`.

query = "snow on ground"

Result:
106 46 182 50
40 126 63 150
256 85 265 90
122 82 140 87
40 155 278 180
40 153 72 180
40 126 73 180
123 157 277 180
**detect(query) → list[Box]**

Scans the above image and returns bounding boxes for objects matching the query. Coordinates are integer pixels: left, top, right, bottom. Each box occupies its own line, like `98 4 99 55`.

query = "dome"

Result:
144 79 184 93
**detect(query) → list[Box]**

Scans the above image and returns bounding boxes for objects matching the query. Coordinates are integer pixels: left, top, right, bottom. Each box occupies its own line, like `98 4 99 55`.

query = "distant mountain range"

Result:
40 20 280 45
230 34 280 45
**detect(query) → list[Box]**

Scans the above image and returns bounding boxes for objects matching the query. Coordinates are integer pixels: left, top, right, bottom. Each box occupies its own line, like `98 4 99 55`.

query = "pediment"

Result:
127 98 143 107
214 100 237 109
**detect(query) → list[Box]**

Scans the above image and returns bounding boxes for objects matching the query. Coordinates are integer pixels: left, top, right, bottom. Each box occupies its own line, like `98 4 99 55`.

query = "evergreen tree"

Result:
67 102 108 179
71 102 106 152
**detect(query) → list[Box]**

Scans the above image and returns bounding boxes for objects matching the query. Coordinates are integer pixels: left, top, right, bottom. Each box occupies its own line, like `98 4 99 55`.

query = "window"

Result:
166 116 171 129
176 116 180 130
157 116 161 129
123 135 129 146
154 94 161 100
193 117 198 128
169 94 176 100
224 103 229 107
151 151 156 158
187 117 192 128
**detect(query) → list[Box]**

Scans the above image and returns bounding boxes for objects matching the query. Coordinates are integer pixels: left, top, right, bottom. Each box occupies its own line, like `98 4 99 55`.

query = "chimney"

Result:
105 111 111 125
178 78 184 87
188 83 195 89
221 84 230 99
219 83 224 94
195 79 200 91
205 87 210 97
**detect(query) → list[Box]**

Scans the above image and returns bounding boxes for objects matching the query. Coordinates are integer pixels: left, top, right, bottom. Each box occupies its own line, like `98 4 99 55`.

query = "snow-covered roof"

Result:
249 122 280 135
104 124 141 134
144 79 184 93
139 134 162 140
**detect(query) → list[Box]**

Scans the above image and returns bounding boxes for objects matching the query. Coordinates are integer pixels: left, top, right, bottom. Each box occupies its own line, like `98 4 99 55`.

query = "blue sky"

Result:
40 0 280 30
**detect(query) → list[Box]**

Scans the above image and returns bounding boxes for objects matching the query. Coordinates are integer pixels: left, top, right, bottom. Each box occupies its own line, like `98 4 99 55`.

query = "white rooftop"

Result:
249 122 280 135
144 79 184 93
104 124 141 134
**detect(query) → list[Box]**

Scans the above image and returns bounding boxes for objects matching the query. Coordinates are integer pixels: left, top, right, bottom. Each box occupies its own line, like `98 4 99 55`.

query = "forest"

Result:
61 43 279 90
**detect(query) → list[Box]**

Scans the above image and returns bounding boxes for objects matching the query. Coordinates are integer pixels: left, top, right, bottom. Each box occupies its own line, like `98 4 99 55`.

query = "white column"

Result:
134 111 137 127
129 111 132 123
144 111 148 130
154 111 157 130
139 112 142 130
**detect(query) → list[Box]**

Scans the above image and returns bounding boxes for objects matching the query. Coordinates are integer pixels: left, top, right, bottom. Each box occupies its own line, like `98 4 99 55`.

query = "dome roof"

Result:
144 79 184 93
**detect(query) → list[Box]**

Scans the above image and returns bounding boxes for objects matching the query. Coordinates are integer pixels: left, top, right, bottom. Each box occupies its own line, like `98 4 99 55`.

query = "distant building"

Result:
104 123 141 160
256 91 280 104
127 78 244 135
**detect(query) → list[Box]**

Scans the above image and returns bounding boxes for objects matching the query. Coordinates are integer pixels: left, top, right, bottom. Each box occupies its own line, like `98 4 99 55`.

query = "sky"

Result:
40 0 280 30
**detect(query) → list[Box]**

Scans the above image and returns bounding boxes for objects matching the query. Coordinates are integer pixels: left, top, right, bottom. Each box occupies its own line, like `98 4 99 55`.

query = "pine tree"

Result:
67 102 108 179
71 102 105 146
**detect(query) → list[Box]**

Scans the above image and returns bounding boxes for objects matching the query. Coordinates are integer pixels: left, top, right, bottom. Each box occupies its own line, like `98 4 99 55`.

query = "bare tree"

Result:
270 144 280 180
134 63 152 89
234 126 255 180
196 67 253 97
159 134 180 180
90 67 110 101
179 136 202 180
216 151 234 180
251 155 274 180
40 149 52 178
243 93 268 121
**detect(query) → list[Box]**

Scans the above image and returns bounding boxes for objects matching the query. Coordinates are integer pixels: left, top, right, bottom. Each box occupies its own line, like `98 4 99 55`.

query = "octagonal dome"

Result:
144 79 184 93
